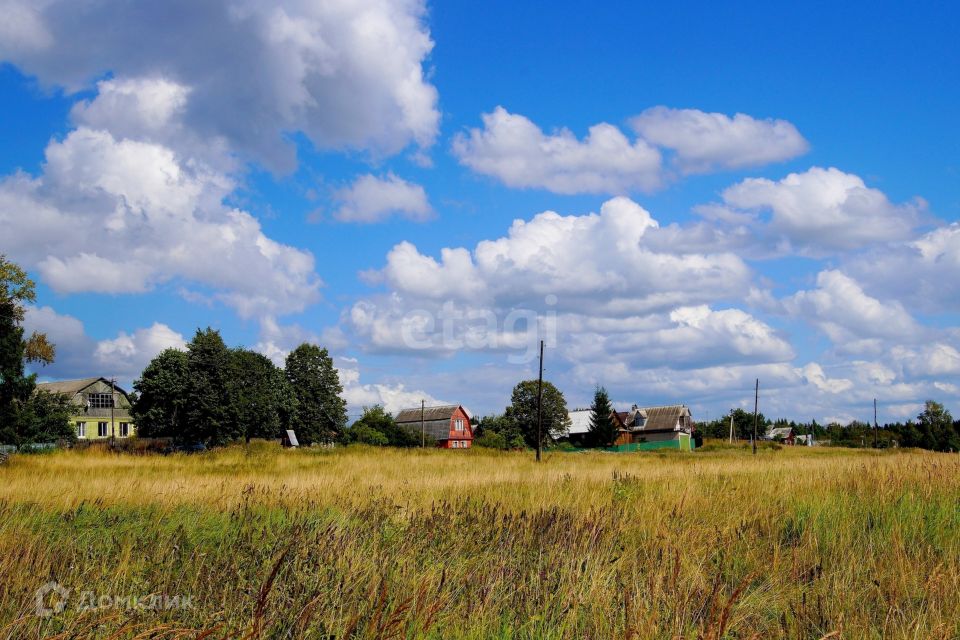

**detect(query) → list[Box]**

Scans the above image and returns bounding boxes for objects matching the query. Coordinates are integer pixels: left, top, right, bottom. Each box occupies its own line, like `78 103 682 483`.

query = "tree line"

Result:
698 401 960 451
133 329 348 446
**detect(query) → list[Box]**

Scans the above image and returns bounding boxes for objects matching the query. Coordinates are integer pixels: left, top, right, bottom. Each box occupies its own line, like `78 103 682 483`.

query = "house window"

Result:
454 418 464 431
452 440 459 448
98 422 108 437
77 422 86 438
120 422 129 437
88 393 114 409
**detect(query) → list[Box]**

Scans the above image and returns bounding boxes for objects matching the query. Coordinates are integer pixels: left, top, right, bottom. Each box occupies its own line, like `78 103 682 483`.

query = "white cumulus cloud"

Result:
332 173 432 223
0 127 321 318
720 167 923 253
452 107 662 195
0 0 439 171
629 106 808 173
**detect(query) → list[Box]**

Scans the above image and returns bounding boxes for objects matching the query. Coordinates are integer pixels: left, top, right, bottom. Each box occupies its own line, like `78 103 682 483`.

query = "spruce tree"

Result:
587 385 617 448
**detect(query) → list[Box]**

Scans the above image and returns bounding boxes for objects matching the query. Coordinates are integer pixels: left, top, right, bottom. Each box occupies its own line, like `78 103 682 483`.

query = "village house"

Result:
394 404 473 449
36 378 136 441
567 404 696 451
767 426 797 445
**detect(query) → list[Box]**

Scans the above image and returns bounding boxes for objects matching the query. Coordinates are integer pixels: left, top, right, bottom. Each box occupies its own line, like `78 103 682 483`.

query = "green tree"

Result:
285 344 347 445
15 390 76 446
185 328 236 445
228 348 293 443
917 400 958 452
131 348 189 439
586 385 617 448
729 408 768 441
0 255 63 448
504 379 571 449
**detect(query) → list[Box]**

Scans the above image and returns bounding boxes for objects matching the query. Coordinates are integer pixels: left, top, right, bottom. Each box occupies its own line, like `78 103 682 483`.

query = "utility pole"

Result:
728 414 734 444
536 340 544 463
752 378 759 455
873 398 879 449
420 399 425 448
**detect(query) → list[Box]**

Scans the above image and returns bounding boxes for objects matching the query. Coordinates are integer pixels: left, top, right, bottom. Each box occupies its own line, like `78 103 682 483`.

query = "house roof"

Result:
769 427 794 439
567 408 629 435
36 377 130 397
395 404 466 423
567 409 592 435
624 405 692 431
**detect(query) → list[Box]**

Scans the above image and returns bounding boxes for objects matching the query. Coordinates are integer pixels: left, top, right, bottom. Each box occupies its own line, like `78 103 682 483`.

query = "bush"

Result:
474 431 508 450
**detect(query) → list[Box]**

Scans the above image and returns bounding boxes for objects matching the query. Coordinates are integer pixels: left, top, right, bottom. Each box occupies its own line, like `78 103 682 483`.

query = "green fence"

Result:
608 433 694 452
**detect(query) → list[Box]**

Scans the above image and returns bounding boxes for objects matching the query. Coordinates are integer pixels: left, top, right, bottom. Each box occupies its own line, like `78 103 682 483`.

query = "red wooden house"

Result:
394 404 473 449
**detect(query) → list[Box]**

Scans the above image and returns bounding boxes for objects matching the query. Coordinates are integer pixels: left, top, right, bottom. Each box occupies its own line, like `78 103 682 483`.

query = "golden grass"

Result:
1 443 958 639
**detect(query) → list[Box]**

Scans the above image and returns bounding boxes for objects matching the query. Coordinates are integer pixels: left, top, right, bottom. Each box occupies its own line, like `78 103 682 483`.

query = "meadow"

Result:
1 443 958 639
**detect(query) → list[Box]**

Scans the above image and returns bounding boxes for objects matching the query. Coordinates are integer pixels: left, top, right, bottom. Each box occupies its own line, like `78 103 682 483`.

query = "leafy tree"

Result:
185 328 236 445
0 255 63 448
917 400 959 452
729 408 769 441
345 405 422 447
504 379 571 449
132 348 189 439
285 344 347 445
474 430 508 449
228 348 293 442
586 385 617 448
14 390 76 446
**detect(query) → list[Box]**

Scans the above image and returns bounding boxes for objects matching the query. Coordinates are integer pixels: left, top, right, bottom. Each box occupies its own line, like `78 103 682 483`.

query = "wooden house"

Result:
394 404 473 449
36 377 135 440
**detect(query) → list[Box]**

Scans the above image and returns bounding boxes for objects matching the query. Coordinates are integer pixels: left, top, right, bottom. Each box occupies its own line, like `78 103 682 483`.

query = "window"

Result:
76 422 86 438
454 418 464 432
88 393 114 409
120 422 129 437
98 422 108 437
451 440 459 448
462 440 469 448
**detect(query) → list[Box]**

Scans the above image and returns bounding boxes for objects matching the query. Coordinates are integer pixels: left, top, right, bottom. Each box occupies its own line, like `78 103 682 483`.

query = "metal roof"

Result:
395 404 465 424
36 377 130 397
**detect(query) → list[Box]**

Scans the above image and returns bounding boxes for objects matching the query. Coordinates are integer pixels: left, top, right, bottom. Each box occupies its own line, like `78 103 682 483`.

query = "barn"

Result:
394 404 474 449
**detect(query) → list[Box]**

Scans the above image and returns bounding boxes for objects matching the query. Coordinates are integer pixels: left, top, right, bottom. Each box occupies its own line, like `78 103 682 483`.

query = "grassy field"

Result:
1 443 958 639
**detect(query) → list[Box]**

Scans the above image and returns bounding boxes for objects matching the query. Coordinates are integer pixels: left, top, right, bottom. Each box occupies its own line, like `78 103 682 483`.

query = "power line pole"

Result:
728 414 734 444
873 398 879 449
420 399 425 448
536 340 544 463
752 378 759 455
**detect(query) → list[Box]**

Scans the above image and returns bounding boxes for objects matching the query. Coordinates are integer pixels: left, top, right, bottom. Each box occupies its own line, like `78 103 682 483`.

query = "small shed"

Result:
281 430 300 448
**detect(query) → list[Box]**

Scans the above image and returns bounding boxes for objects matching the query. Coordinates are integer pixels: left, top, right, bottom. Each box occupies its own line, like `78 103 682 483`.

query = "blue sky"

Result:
2 1 958 423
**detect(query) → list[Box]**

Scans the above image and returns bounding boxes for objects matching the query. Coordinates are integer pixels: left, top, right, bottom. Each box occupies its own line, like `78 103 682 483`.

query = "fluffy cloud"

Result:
565 305 794 370
332 173 432 223
23 305 95 380
720 167 923 253
890 343 960 378
24 305 186 385
0 127 320 317
452 106 808 195
94 323 187 377
378 197 751 312
336 357 442 415
629 106 808 173
783 270 921 348
452 107 663 194
847 223 960 314
0 0 439 171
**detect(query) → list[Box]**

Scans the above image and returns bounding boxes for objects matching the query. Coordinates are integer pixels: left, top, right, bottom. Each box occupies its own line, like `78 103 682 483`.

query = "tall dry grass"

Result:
0 443 958 639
